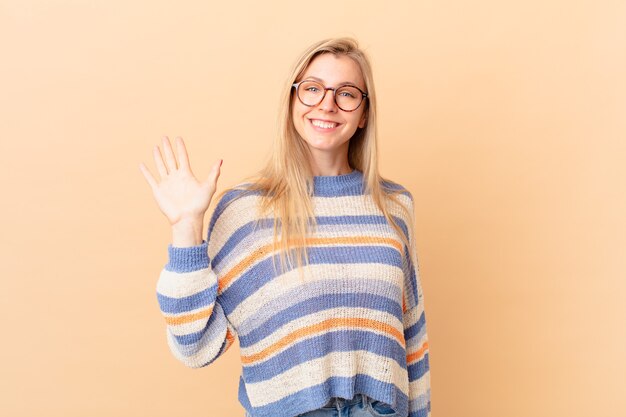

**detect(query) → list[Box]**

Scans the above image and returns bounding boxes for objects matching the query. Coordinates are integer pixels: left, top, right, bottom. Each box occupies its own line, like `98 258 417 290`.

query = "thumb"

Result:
206 159 222 185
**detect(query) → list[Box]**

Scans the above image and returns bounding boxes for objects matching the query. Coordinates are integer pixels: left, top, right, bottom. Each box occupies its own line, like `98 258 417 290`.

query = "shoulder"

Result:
380 177 415 213
381 177 413 200
213 183 257 212
207 182 263 234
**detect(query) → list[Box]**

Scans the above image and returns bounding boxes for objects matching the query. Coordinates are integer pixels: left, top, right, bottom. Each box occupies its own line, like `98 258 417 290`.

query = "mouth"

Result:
308 118 342 131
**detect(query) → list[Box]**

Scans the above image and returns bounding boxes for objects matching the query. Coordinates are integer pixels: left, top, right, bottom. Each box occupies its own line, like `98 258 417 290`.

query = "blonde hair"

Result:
213 37 415 281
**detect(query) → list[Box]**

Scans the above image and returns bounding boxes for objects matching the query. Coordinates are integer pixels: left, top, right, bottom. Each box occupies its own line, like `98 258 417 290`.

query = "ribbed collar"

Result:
312 169 364 196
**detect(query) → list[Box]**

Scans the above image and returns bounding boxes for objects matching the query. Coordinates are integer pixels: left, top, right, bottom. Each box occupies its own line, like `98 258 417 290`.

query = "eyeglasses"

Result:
292 80 368 112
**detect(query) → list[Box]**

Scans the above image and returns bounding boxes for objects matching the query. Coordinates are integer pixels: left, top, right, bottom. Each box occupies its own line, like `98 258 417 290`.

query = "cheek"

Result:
347 113 362 128
291 99 303 120
291 103 308 136
292 104 311 131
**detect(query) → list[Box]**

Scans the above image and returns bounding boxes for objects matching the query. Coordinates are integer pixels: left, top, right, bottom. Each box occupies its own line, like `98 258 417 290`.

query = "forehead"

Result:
300 53 365 88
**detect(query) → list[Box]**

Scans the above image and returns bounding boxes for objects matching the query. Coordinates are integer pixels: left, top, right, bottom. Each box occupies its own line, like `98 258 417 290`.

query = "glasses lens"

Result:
335 86 363 111
298 81 325 106
296 81 365 111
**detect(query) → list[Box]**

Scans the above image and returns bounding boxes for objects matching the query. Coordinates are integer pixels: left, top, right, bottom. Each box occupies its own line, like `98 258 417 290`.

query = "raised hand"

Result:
139 136 222 229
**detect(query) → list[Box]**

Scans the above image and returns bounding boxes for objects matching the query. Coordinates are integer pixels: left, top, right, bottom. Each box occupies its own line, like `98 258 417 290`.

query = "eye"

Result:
337 86 360 98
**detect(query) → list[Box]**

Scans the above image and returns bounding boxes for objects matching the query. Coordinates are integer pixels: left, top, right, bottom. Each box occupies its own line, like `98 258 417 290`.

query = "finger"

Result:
139 162 158 189
206 159 222 184
175 136 191 172
153 146 168 178
161 136 178 172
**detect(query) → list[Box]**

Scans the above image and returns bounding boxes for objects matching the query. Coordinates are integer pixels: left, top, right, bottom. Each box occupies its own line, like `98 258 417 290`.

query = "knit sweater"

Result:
156 169 431 417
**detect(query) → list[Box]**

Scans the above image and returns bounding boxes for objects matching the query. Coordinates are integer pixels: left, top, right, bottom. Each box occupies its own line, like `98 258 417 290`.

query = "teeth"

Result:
311 119 337 129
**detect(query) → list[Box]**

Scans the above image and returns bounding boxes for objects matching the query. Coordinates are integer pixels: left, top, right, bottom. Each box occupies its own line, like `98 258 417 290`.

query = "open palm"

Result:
139 136 222 226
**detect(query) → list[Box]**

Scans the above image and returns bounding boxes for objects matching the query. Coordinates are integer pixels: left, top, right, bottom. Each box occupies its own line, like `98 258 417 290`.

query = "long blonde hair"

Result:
213 37 415 281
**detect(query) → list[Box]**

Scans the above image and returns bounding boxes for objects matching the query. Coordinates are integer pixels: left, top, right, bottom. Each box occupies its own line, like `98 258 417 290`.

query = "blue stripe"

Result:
408 352 430 381
239 374 410 417
165 241 209 273
210 214 410 270
220 245 404 315
409 401 431 417
404 311 426 341
156 281 218 314
243 329 408 382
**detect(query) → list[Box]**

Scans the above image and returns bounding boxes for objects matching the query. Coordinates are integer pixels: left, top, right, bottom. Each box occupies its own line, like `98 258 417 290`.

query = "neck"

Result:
312 167 353 176
307 149 352 176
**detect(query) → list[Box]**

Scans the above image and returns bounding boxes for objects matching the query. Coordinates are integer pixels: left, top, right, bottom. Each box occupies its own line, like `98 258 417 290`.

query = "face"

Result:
291 53 368 159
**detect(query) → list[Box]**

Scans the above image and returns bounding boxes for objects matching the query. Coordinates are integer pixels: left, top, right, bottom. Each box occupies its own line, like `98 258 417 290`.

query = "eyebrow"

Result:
302 76 362 88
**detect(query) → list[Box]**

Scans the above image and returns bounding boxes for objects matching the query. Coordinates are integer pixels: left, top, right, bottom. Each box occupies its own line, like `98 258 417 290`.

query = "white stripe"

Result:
212 222 405 293
164 303 229 368
403 301 425 330
409 370 431 401
156 267 217 298
233 262 404 334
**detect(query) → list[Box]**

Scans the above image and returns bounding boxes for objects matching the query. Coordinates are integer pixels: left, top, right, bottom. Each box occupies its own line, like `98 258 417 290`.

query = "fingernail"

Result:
219 159 223 167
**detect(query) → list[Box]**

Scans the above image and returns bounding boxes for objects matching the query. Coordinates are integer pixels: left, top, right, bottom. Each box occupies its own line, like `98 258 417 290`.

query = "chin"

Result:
306 139 348 152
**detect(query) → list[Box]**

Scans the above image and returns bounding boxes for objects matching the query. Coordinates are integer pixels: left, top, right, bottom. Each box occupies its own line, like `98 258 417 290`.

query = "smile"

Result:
309 119 341 130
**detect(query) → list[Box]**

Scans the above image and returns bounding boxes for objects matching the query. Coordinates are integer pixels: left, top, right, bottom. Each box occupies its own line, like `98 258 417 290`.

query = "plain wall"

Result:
1 0 624 416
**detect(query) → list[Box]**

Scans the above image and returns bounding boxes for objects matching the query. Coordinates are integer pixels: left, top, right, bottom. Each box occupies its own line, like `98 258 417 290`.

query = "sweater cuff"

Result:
165 240 210 273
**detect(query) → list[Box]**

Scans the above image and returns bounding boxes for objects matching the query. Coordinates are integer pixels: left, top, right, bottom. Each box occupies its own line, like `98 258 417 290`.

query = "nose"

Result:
318 88 338 112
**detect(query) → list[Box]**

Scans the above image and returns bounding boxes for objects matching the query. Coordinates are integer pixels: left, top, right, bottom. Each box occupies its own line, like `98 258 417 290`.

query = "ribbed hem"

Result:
165 240 210 273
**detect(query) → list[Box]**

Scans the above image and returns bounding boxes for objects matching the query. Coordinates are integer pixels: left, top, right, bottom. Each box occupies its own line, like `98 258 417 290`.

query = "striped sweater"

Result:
156 169 431 417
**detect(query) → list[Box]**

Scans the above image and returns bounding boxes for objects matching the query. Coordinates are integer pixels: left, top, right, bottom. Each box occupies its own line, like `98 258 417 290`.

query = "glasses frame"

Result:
292 80 368 112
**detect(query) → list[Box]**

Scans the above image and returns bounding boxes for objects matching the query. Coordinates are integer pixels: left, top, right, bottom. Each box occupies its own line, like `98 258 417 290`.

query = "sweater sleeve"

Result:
402 192 432 417
155 239 237 368
404 293 431 417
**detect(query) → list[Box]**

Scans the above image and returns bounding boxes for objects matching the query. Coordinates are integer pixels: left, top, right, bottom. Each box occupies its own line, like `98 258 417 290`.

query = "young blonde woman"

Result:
140 37 431 417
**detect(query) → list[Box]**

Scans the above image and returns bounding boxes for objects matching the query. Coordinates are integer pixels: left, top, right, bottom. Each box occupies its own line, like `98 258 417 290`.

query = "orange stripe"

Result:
406 341 429 364
225 328 236 348
218 236 403 291
240 317 404 365
164 305 214 326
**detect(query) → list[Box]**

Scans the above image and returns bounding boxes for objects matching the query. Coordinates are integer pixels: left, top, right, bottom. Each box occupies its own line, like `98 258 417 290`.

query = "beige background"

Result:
1 0 624 416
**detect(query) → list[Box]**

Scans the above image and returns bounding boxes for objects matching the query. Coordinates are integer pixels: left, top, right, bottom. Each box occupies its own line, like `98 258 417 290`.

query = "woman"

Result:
139 37 431 417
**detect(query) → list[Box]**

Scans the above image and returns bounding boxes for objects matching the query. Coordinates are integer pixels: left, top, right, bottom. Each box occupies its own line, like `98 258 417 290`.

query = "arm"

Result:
155 234 236 368
141 136 233 368
404 293 431 417
402 192 431 417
